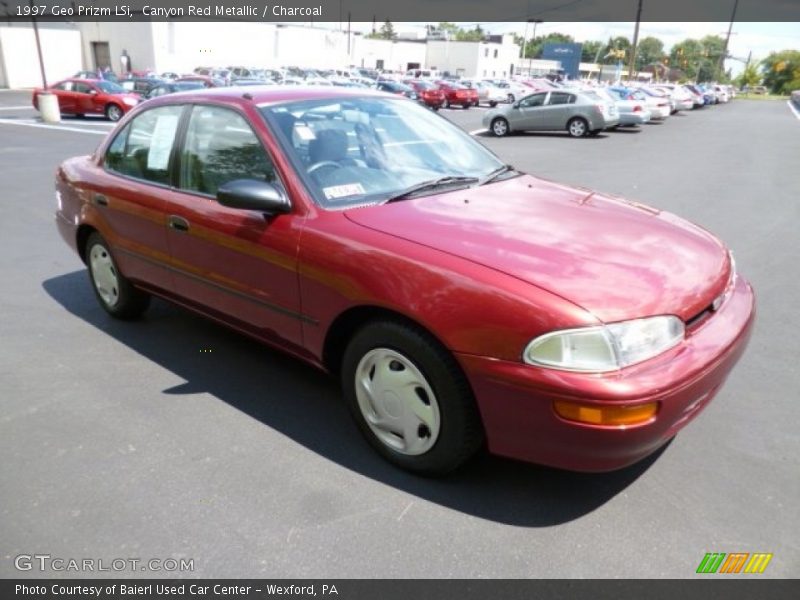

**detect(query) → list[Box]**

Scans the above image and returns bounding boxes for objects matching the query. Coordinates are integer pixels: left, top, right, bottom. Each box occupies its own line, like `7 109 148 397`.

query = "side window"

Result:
179 105 277 197
548 92 574 105
104 105 183 185
519 93 547 108
74 83 93 94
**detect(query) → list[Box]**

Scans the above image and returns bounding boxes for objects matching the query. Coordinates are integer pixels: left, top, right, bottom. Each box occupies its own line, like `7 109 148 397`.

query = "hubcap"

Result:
570 120 586 136
108 106 122 121
89 244 119 307
493 120 507 136
354 348 441 456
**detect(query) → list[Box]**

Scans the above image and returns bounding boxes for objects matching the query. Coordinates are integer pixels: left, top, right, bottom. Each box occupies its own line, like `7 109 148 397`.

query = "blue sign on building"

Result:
542 43 583 80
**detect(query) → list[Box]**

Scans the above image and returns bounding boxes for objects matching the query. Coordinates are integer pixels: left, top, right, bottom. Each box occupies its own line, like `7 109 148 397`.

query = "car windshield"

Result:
95 81 125 93
261 96 504 209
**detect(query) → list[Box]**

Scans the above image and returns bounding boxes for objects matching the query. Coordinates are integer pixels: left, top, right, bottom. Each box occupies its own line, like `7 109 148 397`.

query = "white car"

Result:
712 85 731 103
630 87 672 119
492 79 535 104
651 84 695 112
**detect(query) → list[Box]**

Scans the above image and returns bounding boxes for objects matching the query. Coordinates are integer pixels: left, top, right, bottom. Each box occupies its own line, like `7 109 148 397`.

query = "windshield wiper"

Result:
384 176 479 203
478 164 517 186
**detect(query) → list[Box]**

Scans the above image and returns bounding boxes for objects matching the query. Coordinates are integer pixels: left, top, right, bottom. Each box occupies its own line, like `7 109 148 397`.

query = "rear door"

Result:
52 81 76 113
163 103 304 347
541 91 577 129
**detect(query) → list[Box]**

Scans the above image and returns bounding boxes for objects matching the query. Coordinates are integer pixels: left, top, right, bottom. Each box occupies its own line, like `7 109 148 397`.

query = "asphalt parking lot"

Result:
1 88 798 578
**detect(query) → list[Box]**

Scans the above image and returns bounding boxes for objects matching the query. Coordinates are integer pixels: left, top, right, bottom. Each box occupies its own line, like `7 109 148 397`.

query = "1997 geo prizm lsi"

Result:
54 87 755 475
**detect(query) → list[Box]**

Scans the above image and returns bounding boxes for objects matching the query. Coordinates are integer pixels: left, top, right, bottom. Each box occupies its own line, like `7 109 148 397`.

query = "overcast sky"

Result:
345 21 799 75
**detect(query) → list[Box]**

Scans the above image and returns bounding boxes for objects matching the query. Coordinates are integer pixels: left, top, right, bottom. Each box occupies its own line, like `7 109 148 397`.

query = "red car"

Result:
403 80 446 110
435 81 479 109
54 88 754 475
33 78 140 121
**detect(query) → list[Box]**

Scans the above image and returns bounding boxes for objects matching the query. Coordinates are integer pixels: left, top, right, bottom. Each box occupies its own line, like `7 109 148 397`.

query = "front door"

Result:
512 92 549 130
163 104 304 347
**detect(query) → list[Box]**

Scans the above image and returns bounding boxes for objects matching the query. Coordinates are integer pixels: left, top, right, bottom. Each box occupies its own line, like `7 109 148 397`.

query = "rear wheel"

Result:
567 117 589 138
445 98 451 109
491 117 510 137
341 320 484 475
463 103 470 110
86 232 150 319
105 104 123 122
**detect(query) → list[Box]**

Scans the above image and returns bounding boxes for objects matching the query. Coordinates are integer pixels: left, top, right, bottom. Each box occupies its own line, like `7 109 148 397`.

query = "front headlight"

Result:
122 97 138 106
524 315 684 372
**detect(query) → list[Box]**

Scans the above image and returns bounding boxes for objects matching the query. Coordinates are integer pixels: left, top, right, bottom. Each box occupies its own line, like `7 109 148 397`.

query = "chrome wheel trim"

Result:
569 119 586 137
492 119 508 136
107 105 122 121
354 348 441 456
89 244 120 307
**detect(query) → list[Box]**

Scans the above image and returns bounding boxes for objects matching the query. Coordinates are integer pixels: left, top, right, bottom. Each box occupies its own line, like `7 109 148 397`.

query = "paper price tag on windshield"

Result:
147 115 179 170
323 183 366 200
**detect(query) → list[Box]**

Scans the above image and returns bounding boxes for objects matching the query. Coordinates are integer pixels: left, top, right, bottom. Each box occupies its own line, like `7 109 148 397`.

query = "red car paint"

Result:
435 81 479 108
32 78 139 119
403 80 446 109
54 87 754 472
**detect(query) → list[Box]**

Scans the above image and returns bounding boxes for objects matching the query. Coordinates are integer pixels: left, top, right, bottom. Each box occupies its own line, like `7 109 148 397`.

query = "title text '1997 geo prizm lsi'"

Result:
54 86 754 475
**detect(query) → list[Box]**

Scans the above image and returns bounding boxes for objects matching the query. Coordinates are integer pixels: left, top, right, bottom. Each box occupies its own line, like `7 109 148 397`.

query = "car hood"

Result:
344 174 730 323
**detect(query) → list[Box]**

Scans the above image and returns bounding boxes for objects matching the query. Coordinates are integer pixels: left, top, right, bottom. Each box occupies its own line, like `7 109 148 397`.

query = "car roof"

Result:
142 85 390 108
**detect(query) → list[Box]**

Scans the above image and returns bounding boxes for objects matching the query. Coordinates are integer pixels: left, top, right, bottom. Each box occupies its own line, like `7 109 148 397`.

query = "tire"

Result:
490 117 510 137
588 129 601 137
463 103 470 110
445 99 451 109
507 93 515 104
85 232 150 319
341 320 484 475
489 100 497 108
105 104 123 122
567 117 589 138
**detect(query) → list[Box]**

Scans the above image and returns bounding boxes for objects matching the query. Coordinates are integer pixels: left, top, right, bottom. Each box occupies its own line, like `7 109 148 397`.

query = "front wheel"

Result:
489 100 497 108
86 232 150 319
490 117 510 137
341 320 484 475
105 104 123 122
567 117 589 138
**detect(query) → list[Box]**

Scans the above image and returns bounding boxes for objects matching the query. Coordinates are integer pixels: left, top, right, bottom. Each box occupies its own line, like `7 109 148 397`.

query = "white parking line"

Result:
469 128 488 135
0 118 108 135
0 105 35 111
788 100 800 121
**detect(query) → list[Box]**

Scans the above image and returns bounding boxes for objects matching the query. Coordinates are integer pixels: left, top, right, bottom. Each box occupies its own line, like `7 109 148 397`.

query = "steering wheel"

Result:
307 161 340 174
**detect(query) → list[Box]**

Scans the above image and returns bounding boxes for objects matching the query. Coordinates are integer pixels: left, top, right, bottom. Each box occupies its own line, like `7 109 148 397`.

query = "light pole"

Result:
627 0 644 82
528 19 543 76
720 0 740 81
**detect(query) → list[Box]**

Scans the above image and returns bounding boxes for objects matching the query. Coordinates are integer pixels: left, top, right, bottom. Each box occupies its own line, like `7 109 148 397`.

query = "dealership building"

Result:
0 21 524 88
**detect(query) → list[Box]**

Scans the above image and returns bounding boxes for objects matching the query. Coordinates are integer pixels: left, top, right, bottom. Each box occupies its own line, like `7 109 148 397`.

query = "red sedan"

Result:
33 78 140 121
403 79 446 110
435 81 479 109
54 87 754 475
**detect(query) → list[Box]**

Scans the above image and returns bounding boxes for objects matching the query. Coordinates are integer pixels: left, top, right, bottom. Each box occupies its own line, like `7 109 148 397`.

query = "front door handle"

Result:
93 193 108 206
168 215 190 232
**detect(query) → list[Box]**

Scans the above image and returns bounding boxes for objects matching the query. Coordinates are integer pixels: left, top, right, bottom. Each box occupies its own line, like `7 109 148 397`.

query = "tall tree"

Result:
379 19 396 40
761 50 800 94
635 36 665 70
581 40 605 63
456 24 485 42
735 62 762 89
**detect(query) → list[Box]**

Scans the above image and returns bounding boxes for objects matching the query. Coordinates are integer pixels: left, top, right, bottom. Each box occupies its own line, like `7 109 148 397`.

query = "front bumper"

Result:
457 275 755 472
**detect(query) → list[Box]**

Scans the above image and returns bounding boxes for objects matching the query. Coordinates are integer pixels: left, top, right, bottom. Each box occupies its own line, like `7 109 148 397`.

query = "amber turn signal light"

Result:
554 400 658 426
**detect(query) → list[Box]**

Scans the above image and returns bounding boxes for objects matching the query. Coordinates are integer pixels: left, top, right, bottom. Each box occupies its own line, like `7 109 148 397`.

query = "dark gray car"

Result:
483 90 619 138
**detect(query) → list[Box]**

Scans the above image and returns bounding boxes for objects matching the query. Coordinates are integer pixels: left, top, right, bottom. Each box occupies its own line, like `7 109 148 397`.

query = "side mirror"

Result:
217 179 291 215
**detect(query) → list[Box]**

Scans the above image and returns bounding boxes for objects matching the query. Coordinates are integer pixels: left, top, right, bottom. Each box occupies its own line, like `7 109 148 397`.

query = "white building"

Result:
424 35 521 79
0 24 82 88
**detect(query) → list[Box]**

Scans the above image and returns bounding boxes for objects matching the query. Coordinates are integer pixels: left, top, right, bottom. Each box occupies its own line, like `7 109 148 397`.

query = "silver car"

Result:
483 90 619 138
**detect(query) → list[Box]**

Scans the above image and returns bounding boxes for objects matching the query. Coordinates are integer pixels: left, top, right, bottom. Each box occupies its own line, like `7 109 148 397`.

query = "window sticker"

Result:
295 125 316 141
323 183 366 200
146 114 179 170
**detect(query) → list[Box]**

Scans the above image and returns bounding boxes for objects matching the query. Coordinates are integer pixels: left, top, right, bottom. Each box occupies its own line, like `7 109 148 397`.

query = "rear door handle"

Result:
168 215 190 232
93 193 108 207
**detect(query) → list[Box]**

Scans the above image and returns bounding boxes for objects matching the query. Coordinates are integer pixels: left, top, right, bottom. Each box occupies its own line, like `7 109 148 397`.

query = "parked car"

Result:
435 81 479 109
650 84 695 112
143 81 206 99
375 81 419 101
159 72 180 81
403 79 446 110
53 86 754 475
613 87 671 119
231 78 275 87
74 70 118 82
598 88 651 126
176 75 225 88
492 79 535 103
119 77 163 95
32 78 140 121
712 85 731 103
484 89 619 137
460 79 507 107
